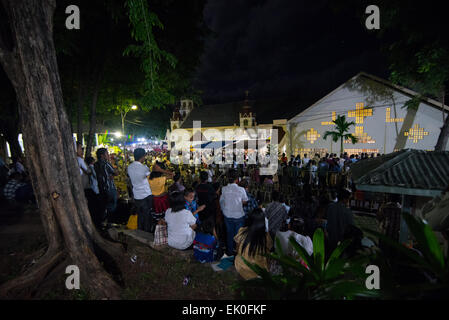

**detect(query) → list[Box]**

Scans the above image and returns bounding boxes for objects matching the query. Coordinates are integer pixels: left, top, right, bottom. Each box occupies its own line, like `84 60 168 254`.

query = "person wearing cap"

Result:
128 148 153 232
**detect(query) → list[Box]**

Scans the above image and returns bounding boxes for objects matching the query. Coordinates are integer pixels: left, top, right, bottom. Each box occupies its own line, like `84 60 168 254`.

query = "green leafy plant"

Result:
235 228 378 300
97 133 112 146
363 213 449 298
124 0 177 109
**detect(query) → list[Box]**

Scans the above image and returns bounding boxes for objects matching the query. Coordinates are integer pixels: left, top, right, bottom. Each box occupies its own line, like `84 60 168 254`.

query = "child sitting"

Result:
193 217 219 263
275 219 313 268
184 188 205 222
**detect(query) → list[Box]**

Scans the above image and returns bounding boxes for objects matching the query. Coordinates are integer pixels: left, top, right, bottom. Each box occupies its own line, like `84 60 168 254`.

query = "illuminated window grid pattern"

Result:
404 124 429 143
305 128 320 144
385 108 403 123
348 103 373 124
344 148 379 155
344 126 375 144
321 111 336 125
294 148 379 156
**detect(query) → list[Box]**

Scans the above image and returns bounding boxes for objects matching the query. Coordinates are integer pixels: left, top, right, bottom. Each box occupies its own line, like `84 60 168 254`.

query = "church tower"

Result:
170 107 182 131
179 99 194 119
239 90 255 127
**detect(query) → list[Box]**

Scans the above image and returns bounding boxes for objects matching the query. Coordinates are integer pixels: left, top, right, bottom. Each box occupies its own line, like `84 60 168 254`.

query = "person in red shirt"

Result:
281 153 288 165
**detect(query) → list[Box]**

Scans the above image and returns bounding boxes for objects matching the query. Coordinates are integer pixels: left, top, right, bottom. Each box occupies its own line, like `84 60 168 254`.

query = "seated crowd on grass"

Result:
0 146 390 280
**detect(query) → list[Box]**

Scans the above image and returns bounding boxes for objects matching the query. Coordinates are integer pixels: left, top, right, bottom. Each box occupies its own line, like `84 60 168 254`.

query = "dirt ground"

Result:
0 201 242 300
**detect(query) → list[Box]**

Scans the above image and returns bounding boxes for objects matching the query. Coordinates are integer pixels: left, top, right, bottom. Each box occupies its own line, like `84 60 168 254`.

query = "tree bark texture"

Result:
434 114 449 151
0 0 123 299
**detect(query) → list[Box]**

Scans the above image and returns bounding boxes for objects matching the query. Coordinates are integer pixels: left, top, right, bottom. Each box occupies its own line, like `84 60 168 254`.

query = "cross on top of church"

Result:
404 124 429 143
348 103 373 124
305 128 320 144
321 111 336 126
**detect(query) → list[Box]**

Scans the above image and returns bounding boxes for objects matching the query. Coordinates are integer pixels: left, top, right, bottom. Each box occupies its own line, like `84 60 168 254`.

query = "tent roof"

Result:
351 149 449 197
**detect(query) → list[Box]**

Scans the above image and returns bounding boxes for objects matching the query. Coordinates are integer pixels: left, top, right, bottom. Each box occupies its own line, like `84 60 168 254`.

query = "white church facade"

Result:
287 72 449 156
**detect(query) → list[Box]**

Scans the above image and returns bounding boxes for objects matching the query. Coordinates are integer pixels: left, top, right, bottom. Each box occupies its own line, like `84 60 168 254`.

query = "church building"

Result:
287 72 449 156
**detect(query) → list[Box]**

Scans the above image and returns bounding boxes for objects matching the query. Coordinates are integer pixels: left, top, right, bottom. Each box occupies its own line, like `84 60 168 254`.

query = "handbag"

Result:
126 214 138 230
153 223 168 246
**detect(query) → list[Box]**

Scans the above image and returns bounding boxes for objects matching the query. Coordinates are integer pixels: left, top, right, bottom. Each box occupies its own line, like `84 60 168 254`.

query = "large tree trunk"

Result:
435 114 449 151
0 0 124 299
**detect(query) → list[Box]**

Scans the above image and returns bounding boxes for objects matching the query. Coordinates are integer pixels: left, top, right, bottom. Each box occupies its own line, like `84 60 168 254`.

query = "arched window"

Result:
243 119 249 127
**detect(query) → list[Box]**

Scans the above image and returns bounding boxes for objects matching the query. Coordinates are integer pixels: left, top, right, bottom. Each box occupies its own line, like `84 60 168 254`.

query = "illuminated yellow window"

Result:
404 124 429 143
305 128 320 144
345 126 375 144
386 108 404 123
321 111 336 126
348 103 373 124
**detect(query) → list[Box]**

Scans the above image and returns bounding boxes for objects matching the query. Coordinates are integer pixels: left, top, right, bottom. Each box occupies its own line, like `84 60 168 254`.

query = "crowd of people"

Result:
0 155 34 205
1 145 396 281
95 147 383 279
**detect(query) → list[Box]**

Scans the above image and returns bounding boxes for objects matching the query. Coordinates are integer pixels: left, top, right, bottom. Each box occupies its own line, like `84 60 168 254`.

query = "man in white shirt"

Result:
128 148 153 232
220 169 248 255
302 153 310 167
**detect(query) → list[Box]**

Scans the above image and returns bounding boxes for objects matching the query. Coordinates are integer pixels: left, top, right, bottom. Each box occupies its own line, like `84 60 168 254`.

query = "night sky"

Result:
195 0 389 105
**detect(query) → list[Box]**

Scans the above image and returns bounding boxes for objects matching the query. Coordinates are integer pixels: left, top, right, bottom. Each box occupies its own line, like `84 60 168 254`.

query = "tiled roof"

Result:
351 149 449 196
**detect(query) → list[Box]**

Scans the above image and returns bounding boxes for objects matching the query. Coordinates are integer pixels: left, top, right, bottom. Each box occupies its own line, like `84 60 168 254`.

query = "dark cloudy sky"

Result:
194 0 388 104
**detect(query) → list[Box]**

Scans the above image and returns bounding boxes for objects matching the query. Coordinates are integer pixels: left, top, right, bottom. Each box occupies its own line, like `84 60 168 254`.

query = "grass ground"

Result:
0 202 241 300
0 200 380 300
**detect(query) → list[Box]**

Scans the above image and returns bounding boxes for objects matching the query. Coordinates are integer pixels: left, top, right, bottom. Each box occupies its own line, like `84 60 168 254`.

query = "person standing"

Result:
326 189 354 251
196 171 217 222
219 169 248 256
94 148 118 227
127 148 153 233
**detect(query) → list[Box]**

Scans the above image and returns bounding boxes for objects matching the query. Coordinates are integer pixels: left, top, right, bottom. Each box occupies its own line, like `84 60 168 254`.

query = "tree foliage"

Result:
323 115 358 154
124 0 177 109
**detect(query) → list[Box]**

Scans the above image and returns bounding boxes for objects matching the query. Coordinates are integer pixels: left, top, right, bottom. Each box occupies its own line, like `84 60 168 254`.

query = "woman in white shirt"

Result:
164 191 197 250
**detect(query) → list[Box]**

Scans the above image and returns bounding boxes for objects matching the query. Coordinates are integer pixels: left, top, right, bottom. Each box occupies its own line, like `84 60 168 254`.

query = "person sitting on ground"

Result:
193 217 219 263
264 190 288 238
275 219 313 264
164 191 197 250
234 208 273 280
3 172 34 203
184 188 205 222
